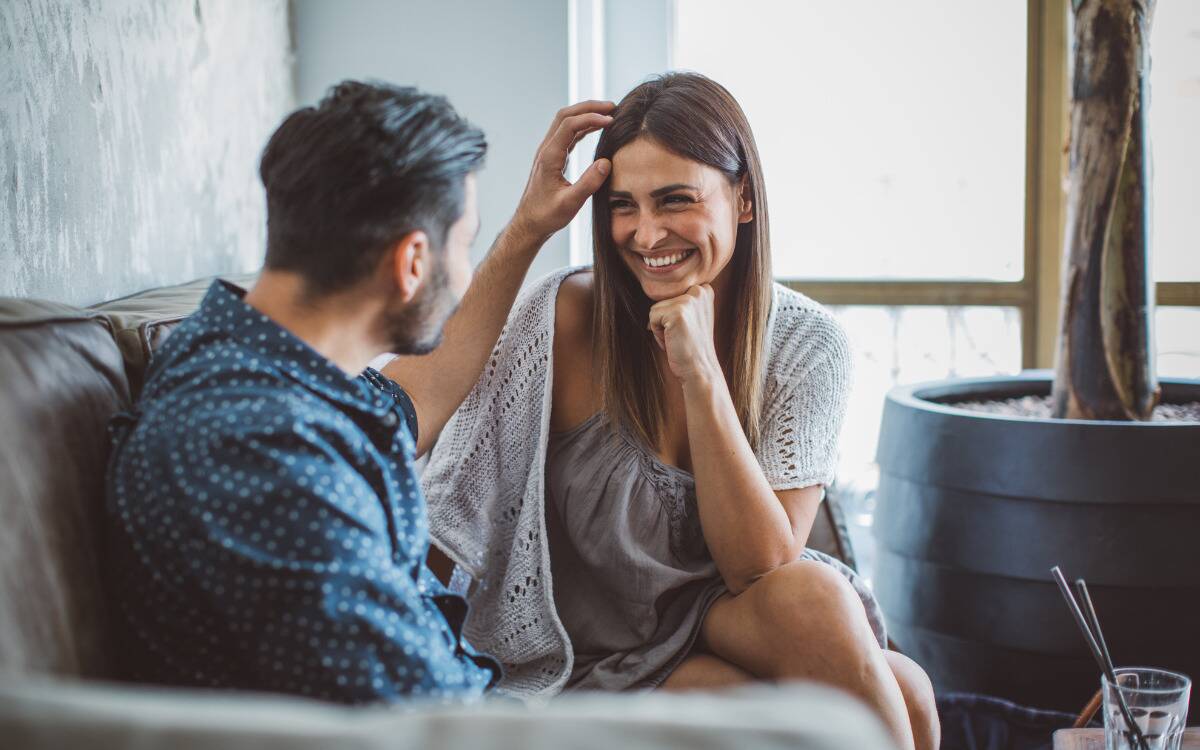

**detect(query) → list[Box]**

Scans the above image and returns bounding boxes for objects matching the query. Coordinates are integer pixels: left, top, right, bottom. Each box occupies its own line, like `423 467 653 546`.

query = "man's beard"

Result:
384 257 461 355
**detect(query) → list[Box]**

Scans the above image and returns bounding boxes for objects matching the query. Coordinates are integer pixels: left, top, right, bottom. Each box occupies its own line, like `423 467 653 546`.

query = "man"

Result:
105 81 612 703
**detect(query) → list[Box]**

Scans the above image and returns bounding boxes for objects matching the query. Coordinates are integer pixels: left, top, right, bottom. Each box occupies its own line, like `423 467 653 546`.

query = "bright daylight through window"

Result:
673 0 1199 580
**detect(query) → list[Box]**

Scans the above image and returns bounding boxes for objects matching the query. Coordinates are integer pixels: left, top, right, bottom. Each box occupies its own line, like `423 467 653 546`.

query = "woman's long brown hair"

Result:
591 72 773 450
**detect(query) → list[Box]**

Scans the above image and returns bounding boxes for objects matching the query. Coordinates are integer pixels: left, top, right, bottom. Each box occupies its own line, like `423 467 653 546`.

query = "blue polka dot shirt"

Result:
104 280 501 704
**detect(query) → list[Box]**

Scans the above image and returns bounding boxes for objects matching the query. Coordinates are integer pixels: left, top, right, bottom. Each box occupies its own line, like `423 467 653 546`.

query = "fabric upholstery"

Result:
0 671 897 750
0 299 131 679
92 274 256 397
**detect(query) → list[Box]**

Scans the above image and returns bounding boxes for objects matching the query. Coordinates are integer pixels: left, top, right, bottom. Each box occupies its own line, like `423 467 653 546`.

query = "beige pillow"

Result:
92 273 257 397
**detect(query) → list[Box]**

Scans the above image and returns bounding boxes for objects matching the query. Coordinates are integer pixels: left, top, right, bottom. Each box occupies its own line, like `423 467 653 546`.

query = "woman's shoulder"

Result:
554 268 594 338
765 283 851 376
496 265 591 340
551 269 598 429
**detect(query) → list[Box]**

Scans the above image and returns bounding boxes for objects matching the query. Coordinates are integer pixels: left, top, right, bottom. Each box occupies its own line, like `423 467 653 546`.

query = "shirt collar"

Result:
193 280 395 419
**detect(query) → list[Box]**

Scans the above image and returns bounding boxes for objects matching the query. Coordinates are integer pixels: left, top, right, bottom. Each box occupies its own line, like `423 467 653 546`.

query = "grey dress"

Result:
545 412 726 690
545 412 887 692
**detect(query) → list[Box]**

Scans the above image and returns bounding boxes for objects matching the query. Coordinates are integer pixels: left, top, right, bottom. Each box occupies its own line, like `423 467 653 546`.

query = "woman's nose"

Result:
633 216 668 250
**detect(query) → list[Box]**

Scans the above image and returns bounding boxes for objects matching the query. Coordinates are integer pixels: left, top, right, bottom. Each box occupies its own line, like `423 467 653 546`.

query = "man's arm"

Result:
384 100 614 457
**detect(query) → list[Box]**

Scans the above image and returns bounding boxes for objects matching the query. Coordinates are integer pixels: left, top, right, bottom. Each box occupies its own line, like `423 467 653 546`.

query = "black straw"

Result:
1075 580 1117 682
1050 566 1149 750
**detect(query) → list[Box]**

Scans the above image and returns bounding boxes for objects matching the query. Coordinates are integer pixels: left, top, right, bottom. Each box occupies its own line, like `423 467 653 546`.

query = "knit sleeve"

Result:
756 303 853 491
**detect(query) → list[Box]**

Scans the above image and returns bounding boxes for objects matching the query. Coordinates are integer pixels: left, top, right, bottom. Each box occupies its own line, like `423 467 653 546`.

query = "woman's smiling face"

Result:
608 136 752 302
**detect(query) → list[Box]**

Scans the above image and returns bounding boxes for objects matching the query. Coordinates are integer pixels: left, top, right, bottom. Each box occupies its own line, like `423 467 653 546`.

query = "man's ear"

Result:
736 174 754 224
390 230 431 303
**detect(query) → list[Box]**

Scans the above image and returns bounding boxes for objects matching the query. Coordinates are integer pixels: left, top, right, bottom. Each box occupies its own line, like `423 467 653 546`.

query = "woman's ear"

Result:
736 174 754 224
390 230 430 303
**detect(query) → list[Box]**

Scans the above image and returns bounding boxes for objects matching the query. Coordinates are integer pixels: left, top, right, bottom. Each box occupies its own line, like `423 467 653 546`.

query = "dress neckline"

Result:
550 410 695 483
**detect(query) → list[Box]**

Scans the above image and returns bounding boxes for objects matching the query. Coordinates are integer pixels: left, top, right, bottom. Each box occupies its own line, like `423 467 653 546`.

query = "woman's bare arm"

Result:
648 284 821 594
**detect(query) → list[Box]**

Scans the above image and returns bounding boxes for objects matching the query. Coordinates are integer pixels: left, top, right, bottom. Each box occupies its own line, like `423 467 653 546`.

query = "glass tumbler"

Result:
1103 667 1191 750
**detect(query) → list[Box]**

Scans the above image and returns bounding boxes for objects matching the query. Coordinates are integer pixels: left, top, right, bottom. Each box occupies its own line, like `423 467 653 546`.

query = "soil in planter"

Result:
951 396 1200 422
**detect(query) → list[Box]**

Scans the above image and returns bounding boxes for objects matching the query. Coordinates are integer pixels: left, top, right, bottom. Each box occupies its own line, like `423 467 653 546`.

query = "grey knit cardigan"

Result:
422 267 879 697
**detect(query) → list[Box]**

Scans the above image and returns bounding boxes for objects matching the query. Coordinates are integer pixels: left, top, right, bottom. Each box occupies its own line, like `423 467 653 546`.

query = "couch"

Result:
0 274 888 749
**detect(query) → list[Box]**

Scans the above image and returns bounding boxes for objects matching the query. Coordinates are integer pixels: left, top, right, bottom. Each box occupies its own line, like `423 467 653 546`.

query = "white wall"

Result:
292 0 677 278
566 0 671 264
605 0 671 101
292 0 573 281
0 0 293 306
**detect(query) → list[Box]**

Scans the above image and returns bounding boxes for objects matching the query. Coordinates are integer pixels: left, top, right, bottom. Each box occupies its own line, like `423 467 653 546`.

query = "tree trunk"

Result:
1051 0 1158 421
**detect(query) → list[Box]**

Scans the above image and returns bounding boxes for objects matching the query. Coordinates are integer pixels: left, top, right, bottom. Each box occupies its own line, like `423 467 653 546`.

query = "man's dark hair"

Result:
259 81 486 294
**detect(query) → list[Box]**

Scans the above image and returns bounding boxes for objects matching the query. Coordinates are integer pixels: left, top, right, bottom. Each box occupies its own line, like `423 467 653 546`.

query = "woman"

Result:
408 73 937 750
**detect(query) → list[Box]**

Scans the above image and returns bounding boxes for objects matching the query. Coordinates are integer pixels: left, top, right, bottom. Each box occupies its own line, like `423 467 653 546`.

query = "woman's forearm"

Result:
683 375 809 594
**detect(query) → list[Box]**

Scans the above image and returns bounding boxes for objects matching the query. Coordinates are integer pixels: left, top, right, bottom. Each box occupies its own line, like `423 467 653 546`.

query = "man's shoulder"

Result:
127 364 345 466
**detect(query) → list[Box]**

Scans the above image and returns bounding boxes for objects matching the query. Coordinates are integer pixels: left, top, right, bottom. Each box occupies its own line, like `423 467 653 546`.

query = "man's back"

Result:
105 280 498 703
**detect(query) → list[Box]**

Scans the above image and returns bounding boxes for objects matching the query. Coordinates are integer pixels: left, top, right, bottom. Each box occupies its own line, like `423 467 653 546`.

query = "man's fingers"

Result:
560 99 616 118
562 158 611 207
542 100 616 141
544 112 612 165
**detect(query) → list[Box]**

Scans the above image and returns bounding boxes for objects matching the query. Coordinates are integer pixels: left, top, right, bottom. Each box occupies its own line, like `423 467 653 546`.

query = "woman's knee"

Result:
751 560 871 640
746 560 880 677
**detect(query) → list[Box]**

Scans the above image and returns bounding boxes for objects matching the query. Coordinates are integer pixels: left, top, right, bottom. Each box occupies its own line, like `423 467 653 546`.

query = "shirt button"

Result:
382 412 399 428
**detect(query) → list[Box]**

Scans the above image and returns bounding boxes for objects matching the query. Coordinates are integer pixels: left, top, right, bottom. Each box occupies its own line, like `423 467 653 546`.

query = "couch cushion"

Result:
0 671 897 750
0 299 132 679
812 484 858 570
92 273 256 398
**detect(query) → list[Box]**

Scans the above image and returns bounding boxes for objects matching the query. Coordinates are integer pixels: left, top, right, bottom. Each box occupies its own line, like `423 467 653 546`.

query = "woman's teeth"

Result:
641 249 694 268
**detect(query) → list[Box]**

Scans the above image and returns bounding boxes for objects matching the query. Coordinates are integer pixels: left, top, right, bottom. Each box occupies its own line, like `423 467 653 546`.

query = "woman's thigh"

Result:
660 652 754 691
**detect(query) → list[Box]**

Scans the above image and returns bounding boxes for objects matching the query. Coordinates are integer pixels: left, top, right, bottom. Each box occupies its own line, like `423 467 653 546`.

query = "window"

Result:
660 0 1199 582
1158 308 1200 378
1149 1 1200 282
674 0 1028 281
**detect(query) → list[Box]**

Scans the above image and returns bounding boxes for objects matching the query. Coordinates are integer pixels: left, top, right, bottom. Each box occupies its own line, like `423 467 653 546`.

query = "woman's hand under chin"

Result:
647 284 723 387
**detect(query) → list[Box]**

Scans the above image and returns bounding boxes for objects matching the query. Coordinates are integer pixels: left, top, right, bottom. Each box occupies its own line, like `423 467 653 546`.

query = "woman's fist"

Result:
647 285 721 385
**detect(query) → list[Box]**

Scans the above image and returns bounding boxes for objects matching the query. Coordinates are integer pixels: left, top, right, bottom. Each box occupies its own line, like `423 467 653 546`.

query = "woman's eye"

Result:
663 195 692 206
609 200 634 211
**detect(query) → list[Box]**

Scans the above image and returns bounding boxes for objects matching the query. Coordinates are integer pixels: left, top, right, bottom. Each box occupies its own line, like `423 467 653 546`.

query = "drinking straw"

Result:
1075 580 1119 687
1073 578 1155 748
1050 566 1149 750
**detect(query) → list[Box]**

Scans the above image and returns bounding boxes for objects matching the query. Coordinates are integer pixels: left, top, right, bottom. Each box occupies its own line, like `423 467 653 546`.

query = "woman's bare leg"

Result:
885 650 940 750
660 652 755 691
698 560 917 750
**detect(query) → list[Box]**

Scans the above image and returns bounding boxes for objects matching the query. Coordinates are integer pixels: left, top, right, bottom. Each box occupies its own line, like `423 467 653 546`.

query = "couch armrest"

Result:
0 671 896 750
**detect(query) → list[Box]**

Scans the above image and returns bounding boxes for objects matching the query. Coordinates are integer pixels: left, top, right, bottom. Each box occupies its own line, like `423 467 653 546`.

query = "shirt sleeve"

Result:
130 406 495 703
757 309 853 491
361 367 418 446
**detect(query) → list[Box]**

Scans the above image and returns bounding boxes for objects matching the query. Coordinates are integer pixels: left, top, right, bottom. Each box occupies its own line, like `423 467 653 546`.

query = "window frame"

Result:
778 0 1200 370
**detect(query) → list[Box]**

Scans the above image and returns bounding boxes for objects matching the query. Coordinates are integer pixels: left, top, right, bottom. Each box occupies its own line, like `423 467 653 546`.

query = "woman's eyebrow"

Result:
649 183 698 198
608 184 699 200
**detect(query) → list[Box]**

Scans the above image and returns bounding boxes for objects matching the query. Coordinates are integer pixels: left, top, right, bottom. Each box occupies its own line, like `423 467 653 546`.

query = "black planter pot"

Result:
873 373 1200 715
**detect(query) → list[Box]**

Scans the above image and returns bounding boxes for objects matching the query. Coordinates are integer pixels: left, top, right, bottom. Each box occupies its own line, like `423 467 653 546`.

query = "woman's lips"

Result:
636 248 696 273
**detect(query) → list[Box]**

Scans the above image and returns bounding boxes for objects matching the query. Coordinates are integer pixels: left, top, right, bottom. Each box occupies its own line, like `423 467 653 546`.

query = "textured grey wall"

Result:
292 0 571 283
0 0 294 306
